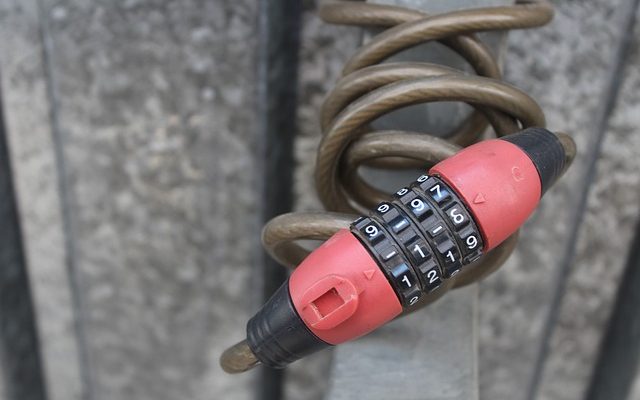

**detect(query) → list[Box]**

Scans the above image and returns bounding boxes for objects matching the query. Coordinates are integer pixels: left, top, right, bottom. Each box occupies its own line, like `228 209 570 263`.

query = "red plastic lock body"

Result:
430 139 541 252
289 229 402 345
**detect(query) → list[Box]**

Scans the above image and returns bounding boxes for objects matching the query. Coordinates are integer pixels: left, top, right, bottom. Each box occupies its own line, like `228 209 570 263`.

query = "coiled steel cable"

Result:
220 0 576 373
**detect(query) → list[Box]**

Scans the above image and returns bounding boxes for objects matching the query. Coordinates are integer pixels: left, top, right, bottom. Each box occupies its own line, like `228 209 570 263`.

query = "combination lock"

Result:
351 174 483 308
240 128 568 369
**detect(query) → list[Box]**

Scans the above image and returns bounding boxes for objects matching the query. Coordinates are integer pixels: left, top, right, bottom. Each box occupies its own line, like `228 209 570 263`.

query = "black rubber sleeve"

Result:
501 127 566 195
246 280 330 368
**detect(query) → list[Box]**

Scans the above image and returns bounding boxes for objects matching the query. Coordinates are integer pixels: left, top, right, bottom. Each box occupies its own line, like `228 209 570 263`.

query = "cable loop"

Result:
221 0 560 374
263 0 553 271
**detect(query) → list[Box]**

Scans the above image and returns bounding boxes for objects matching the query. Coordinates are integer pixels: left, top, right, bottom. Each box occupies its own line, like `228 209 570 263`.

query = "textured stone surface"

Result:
0 369 4 400
537 4 640 399
3 0 262 399
632 374 640 400
0 2 83 399
2 0 639 399
479 1 640 399
45 1 261 398
326 286 479 400
294 2 361 214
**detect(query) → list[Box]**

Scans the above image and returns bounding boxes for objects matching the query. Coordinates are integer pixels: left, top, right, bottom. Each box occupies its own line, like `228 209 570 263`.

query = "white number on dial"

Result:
411 198 425 211
413 244 426 259
446 250 455 262
429 184 441 197
449 207 465 224
427 269 439 284
365 225 378 237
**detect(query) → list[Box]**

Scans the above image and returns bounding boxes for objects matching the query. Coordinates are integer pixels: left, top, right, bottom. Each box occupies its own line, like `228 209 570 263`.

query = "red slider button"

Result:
299 275 359 330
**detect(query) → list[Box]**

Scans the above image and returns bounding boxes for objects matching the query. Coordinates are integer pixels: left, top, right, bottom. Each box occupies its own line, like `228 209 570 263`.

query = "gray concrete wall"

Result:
633 374 640 400
1 0 639 399
486 2 640 398
535 3 640 398
0 2 83 399
1 1 260 399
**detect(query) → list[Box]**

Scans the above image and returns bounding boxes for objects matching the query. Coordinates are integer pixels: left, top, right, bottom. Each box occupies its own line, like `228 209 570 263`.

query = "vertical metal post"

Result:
585 216 640 400
256 1 302 399
0 91 48 399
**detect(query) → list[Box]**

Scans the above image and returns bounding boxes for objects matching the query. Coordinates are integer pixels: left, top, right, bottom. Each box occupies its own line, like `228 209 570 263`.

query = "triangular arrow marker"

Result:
363 269 376 280
473 193 486 204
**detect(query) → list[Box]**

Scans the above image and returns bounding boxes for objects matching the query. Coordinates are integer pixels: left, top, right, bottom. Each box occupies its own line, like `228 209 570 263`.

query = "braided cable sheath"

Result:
221 0 575 373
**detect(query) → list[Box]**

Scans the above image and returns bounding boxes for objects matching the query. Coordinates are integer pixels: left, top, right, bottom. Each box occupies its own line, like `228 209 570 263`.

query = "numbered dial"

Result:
351 174 484 309
352 216 423 307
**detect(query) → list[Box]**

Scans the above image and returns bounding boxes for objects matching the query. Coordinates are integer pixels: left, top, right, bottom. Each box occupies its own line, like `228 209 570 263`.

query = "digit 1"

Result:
446 250 455 262
413 244 426 259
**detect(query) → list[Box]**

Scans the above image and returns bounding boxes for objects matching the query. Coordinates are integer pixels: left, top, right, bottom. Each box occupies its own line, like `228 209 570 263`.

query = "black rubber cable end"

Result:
501 127 566 195
247 281 330 369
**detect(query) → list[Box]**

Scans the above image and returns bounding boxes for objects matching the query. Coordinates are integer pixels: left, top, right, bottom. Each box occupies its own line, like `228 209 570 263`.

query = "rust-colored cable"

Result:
221 0 575 373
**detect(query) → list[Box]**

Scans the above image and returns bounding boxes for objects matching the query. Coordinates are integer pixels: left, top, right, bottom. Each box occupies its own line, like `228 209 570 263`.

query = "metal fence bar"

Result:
0 90 48 400
585 214 640 400
255 0 302 399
